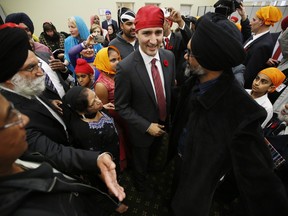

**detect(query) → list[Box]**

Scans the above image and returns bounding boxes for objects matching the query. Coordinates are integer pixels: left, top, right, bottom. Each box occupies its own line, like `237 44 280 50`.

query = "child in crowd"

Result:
75 58 95 89
246 67 286 128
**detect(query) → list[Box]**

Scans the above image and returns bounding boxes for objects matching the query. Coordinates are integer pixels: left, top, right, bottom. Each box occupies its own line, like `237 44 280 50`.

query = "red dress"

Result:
96 72 130 171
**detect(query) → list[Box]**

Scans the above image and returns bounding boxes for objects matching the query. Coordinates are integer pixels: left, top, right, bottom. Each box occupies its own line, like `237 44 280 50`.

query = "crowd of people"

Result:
1 2 288 216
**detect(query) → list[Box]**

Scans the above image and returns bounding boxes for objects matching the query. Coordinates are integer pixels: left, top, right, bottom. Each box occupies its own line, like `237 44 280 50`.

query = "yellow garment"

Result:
32 34 39 42
256 6 282 26
259 67 286 88
235 23 242 31
93 46 120 75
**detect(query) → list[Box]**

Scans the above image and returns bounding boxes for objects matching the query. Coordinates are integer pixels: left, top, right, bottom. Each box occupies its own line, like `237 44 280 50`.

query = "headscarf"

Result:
135 5 164 32
64 16 90 73
256 6 282 26
75 58 94 75
192 12 245 71
259 67 286 90
5 12 34 34
93 46 120 75
63 86 86 112
0 23 31 82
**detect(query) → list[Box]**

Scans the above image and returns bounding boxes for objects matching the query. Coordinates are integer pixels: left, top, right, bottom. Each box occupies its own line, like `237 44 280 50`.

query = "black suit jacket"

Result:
0 89 99 174
243 32 274 88
101 19 118 32
115 48 175 147
165 24 192 86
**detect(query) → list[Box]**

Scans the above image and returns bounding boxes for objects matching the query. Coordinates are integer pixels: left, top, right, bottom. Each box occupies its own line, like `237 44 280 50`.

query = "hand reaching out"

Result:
97 153 126 201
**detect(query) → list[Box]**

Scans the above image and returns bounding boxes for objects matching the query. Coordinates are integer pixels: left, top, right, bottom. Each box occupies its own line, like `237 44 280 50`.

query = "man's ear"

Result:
120 22 124 30
268 85 276 93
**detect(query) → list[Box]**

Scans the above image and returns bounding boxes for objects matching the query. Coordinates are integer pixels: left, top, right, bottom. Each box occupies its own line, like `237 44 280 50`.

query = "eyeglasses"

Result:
0 103 23 130
185 49 195 57
19 61 43 73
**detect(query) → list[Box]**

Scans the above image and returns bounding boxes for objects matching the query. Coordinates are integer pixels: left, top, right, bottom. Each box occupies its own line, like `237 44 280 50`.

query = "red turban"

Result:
230 16 238 23
75 58 94 75
135 5 164 32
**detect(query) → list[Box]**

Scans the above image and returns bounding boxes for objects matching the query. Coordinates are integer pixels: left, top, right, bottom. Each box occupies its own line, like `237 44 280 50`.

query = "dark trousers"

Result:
132 136 163 191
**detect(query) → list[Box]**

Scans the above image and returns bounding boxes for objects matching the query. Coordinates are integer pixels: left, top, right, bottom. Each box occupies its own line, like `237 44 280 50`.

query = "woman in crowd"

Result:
94 46 129 171
64 16 90 76
39 22 66 52
68 34 101 83
90 24 104 53
103 24 117 47
62 86 128 213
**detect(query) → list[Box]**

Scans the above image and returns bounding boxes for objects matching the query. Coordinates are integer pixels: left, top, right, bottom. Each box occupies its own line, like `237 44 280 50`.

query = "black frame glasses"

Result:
19 61 43 73
0 103 23 130
185 49 195 57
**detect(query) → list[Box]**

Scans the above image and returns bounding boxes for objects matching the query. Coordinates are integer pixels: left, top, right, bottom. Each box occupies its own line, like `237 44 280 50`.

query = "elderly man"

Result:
169 12 288 216
237 5 283 88
109 7 138 59
5 12 70 104
0 23 125 204
115 5 175 197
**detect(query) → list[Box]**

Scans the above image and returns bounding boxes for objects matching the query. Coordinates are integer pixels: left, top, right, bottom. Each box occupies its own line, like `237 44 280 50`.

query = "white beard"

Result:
278 104 288 123
11 73 46 97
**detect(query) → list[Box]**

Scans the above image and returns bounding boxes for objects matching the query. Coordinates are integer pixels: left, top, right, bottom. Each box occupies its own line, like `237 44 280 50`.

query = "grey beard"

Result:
11 73 46 97
191 64 205 76
186 63 205 77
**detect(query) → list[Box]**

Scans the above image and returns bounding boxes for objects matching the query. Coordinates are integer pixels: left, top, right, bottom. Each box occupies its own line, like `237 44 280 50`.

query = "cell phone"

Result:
94 35 105 43
52 49 65 61
162 7 170 18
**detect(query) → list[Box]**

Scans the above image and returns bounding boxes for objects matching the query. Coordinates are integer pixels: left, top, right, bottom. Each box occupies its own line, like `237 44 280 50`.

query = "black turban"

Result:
192 12 245 71
5 12 34 34
0 24 31 82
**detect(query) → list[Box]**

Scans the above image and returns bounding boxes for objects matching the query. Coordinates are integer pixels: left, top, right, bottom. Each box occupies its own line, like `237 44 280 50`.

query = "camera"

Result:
181 15 198 25
93 35 105 43
214 0 243 16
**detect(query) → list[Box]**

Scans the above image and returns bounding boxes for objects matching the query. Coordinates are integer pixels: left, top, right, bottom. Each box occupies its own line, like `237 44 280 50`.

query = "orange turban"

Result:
256 6 282 26
135 5 164 32
93 46 120 75
259 67 286 90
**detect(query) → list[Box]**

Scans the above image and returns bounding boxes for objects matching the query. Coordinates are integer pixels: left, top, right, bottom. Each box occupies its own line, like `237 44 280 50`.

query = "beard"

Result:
278 104 288 123
186 63 205 77
11 73 46 97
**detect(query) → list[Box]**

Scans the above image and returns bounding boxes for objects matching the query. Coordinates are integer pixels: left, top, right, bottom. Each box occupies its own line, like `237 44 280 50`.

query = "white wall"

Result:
0 0 215 37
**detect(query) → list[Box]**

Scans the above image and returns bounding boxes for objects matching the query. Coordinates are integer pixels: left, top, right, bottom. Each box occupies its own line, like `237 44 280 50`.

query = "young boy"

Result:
246 67 286 128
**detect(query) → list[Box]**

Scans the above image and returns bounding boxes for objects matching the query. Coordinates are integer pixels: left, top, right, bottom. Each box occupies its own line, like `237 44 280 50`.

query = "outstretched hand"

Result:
97 153 126 201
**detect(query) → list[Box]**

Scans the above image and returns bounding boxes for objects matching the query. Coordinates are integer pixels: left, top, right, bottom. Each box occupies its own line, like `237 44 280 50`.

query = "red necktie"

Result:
272 45 282 60
151 58 167 121
165 37 170 50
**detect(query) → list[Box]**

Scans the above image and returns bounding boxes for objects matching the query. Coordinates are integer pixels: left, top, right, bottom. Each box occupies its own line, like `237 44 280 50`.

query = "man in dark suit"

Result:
101 10 118 32
115 5 175 196
162 7 192 86
170 13 288 216
237 5 283 88
0 23 125 201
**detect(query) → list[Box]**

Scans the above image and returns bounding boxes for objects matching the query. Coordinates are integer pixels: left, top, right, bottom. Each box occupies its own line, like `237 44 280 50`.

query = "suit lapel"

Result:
134 50 158 107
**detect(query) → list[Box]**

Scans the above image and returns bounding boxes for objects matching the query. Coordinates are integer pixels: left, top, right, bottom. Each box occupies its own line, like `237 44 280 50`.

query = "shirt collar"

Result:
139 46 160 65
